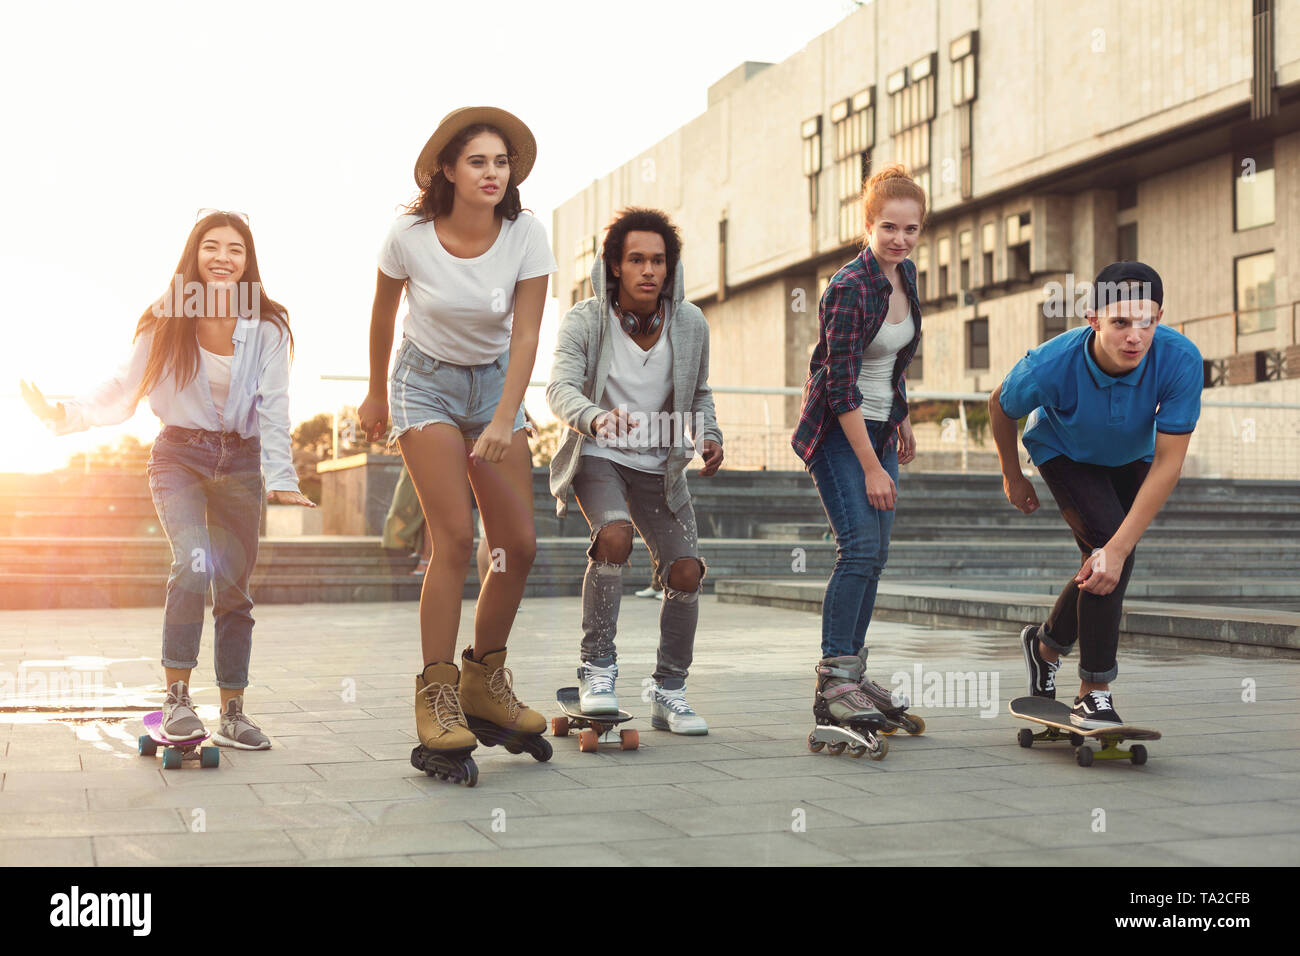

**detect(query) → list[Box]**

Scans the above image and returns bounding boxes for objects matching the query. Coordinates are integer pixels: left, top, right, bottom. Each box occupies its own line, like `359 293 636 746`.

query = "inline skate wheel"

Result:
1076 746 1094 767
827 741 847 756
869 737 888 760
903 715 926 735
848 745 867 758
807 734 825 753
880 725 898 736
1017 728 1034 748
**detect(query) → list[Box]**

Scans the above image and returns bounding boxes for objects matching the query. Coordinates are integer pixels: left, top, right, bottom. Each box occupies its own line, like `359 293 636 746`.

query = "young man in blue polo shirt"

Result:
989 261 1202 728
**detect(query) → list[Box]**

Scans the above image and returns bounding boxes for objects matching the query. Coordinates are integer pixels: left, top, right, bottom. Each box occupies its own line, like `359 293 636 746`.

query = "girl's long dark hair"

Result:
405 123 523 223
133 212 292 399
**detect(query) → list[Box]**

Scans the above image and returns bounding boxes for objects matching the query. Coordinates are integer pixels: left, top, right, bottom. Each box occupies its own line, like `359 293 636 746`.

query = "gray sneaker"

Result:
578 660 620 714
212 697 271 750
650 682 708 735
162 680 206 742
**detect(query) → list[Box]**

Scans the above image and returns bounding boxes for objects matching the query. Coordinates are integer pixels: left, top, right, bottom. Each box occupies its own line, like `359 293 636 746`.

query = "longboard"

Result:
138 711 219 770
1009 696 1160 767
552 687 638 753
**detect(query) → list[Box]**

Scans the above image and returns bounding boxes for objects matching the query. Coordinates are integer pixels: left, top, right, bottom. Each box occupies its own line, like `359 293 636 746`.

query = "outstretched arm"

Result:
1075 431 1192 594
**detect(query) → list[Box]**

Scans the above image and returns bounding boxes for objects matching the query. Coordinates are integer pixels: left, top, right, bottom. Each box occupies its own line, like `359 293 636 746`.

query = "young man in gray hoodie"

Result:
546 208 723 734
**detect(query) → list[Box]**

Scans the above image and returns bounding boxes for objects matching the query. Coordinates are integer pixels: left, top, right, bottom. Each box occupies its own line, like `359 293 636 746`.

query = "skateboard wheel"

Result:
807 734 825 753
200 747 219 769
903 715 926 735
1017 728 1034 748
619 729 639 751
138 734 157 757
1069 733 1085 747
1130 744 1147 766
1076 746 1094 767
161 748 182 770
551 716 569 737
578 729 598 753
869 737 888 760
827 742 847 756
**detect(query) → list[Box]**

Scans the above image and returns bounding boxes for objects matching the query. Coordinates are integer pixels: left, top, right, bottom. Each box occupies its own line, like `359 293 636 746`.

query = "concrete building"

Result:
551 0 1300 474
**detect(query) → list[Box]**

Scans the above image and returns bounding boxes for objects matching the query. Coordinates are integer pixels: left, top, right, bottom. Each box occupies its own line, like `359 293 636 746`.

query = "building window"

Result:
981 221 996 284
1006 212 1031 281
1235 250 1276 334
950 32 978 200
914 243 929 301
1117 223 1138 262
937 236 951 298
801 116 823 216
1040 303 1068 343
573 236 596 303
958 230 972 290
1118 183 1138 210
966 317 989 370
888 55 935 198
833 89 875 244
911 332 923 381
1234 145 1275 231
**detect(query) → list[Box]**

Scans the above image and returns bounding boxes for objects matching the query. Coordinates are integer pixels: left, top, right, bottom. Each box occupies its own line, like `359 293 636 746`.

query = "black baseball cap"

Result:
1091 260 1163 313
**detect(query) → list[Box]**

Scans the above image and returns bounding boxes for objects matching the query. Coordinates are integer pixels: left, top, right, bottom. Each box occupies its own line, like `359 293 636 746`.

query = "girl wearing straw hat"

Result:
21 210 313 751
359 107 556 785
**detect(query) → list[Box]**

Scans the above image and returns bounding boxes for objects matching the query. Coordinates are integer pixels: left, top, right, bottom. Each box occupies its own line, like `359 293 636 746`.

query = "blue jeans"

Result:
808 417 899 658
388 338 526 442
146 427 263 689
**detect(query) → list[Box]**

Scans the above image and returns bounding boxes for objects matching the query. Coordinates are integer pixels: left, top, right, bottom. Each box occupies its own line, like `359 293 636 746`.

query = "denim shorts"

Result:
388 338 526 442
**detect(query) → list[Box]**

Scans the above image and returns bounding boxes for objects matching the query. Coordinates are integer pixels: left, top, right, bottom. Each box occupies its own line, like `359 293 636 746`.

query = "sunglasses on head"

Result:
196 208 250 225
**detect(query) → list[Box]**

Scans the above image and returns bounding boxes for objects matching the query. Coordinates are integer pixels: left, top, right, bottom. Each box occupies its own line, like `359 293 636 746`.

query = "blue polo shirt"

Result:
998 324 1203 466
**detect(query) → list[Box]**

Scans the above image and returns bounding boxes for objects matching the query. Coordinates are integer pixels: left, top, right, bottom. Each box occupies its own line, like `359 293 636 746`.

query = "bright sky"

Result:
2 0 860 473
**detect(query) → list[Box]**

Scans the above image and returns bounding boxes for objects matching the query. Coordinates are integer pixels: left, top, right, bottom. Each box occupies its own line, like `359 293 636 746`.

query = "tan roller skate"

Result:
411 662 479 786
458 647 552 762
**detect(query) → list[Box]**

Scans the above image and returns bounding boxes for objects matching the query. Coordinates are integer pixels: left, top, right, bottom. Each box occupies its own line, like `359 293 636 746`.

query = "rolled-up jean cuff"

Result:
161 657 199 670
1038 626 1072 656
1078 663 1118 683
216 679 250 690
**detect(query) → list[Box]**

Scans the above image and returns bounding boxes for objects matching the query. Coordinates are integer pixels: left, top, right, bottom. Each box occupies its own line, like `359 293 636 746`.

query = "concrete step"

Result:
715 579 1300 657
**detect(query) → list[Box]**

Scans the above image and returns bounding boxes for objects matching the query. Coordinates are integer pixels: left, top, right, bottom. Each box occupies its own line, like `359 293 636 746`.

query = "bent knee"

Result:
593 521 633 564
666 557 705 593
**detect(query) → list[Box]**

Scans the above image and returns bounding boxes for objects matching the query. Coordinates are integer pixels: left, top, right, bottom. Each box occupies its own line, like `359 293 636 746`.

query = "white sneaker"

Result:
577 660 619 714
651 683 708 735
634 586 662 599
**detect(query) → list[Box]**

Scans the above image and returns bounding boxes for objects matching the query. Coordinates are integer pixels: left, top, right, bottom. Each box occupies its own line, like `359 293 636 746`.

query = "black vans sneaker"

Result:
1020 625 1060 698
1070 691 1123 729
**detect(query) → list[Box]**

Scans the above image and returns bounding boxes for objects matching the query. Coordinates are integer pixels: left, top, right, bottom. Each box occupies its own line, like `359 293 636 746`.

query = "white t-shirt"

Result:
200 346 233 419
857 311 914 421
378 212 557 366
582 305 674 474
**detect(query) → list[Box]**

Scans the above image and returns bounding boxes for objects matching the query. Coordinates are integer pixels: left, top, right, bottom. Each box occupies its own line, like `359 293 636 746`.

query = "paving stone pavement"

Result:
1 597 1298 866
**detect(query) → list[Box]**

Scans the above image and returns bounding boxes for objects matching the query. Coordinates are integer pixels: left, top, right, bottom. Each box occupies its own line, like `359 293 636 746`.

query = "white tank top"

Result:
857 311 914 421
200 346 233 419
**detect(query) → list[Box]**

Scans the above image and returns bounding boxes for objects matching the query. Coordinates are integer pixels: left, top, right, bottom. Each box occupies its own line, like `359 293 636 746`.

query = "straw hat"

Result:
414 106 537 189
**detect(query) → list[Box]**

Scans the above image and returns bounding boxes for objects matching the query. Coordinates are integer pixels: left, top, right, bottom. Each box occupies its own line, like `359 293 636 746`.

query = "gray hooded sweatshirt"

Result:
546 254 723 517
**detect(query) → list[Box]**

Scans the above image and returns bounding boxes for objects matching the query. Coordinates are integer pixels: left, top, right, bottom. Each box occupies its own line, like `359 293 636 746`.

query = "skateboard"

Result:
1009 696 1160 767
138 711 219 770
552 687 639 753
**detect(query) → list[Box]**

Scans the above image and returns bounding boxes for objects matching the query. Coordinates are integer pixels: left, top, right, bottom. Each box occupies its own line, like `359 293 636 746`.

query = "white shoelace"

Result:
583 664 617 695
657 688 696 714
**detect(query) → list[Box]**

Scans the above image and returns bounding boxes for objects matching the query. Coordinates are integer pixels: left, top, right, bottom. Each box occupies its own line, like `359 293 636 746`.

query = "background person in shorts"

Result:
989 261 1203 728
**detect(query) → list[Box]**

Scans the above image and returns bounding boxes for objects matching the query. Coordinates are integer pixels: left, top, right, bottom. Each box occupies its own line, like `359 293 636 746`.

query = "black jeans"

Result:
1036 455 1151 684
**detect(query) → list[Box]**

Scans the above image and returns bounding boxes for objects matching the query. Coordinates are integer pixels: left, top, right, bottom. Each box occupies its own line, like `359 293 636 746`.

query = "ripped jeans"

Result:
571 455 705 684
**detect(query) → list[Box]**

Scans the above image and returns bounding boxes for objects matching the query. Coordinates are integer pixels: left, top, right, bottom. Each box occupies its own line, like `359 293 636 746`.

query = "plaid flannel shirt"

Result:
790 246 922 465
